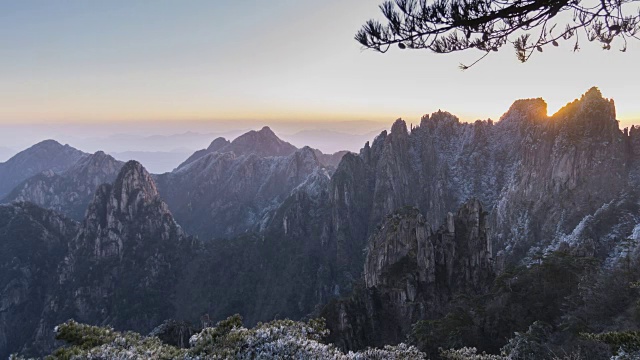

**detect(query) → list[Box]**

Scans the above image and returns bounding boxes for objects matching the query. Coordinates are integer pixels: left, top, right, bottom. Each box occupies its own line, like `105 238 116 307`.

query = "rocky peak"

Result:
370 130 388 152
206 137 231 151
76 160 184 262
110 161 162 218
31 139 62 149
390 119 409 136
81 160 168 254
67 151 122 176
1 151 123 221
259 125 276 136
580 86 608 106
579 86 616 118
552 87 616 127
0 140 86 198
419 110 460 128
224 126 298 157
499 98 548 125
293 146 321 167
444 198 492 291
13 140 84 160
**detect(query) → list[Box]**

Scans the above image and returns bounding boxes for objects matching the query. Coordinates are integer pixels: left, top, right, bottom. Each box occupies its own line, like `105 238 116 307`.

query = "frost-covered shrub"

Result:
583 330 640 359
500 321 553 360
440 347 508 360
610 348 640 360
51 320 187 360
46 315 426 359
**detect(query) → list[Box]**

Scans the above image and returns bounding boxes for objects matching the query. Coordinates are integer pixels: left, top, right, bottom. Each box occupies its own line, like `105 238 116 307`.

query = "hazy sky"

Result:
1 0 639 128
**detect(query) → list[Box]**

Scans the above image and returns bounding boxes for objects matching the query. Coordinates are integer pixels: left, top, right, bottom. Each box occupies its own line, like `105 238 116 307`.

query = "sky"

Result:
1 0 640 145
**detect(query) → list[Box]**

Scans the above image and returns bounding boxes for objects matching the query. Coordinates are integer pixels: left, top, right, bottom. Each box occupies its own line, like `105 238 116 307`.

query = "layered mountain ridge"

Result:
156 127 341 239
2 88 640 358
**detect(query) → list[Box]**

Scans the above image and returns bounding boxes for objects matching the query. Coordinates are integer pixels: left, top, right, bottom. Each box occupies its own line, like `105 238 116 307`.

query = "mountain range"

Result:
1 88 640 358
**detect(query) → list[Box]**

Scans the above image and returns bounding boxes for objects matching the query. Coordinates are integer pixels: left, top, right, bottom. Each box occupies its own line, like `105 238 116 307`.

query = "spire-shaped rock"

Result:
77 160 181 260
57 160 195 335
110 160 162 217
390 118 409 136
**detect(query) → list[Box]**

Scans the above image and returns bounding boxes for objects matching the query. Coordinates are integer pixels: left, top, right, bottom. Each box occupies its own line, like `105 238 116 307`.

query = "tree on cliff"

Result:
356 0 640 68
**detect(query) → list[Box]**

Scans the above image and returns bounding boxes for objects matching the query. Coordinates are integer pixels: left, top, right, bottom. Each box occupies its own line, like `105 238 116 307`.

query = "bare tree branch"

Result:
356 0 640 68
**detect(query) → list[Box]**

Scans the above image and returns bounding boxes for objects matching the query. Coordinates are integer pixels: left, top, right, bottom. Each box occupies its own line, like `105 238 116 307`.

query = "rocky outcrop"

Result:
0 140 87 198
1 151 124 220
323 200 493 350
0 203 79 358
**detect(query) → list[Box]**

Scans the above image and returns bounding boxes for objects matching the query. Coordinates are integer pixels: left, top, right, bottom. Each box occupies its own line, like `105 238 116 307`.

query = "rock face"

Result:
365 200 492 294
323 201 493 350
0 140 87 198
0 203 80 359
1 151 124 220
